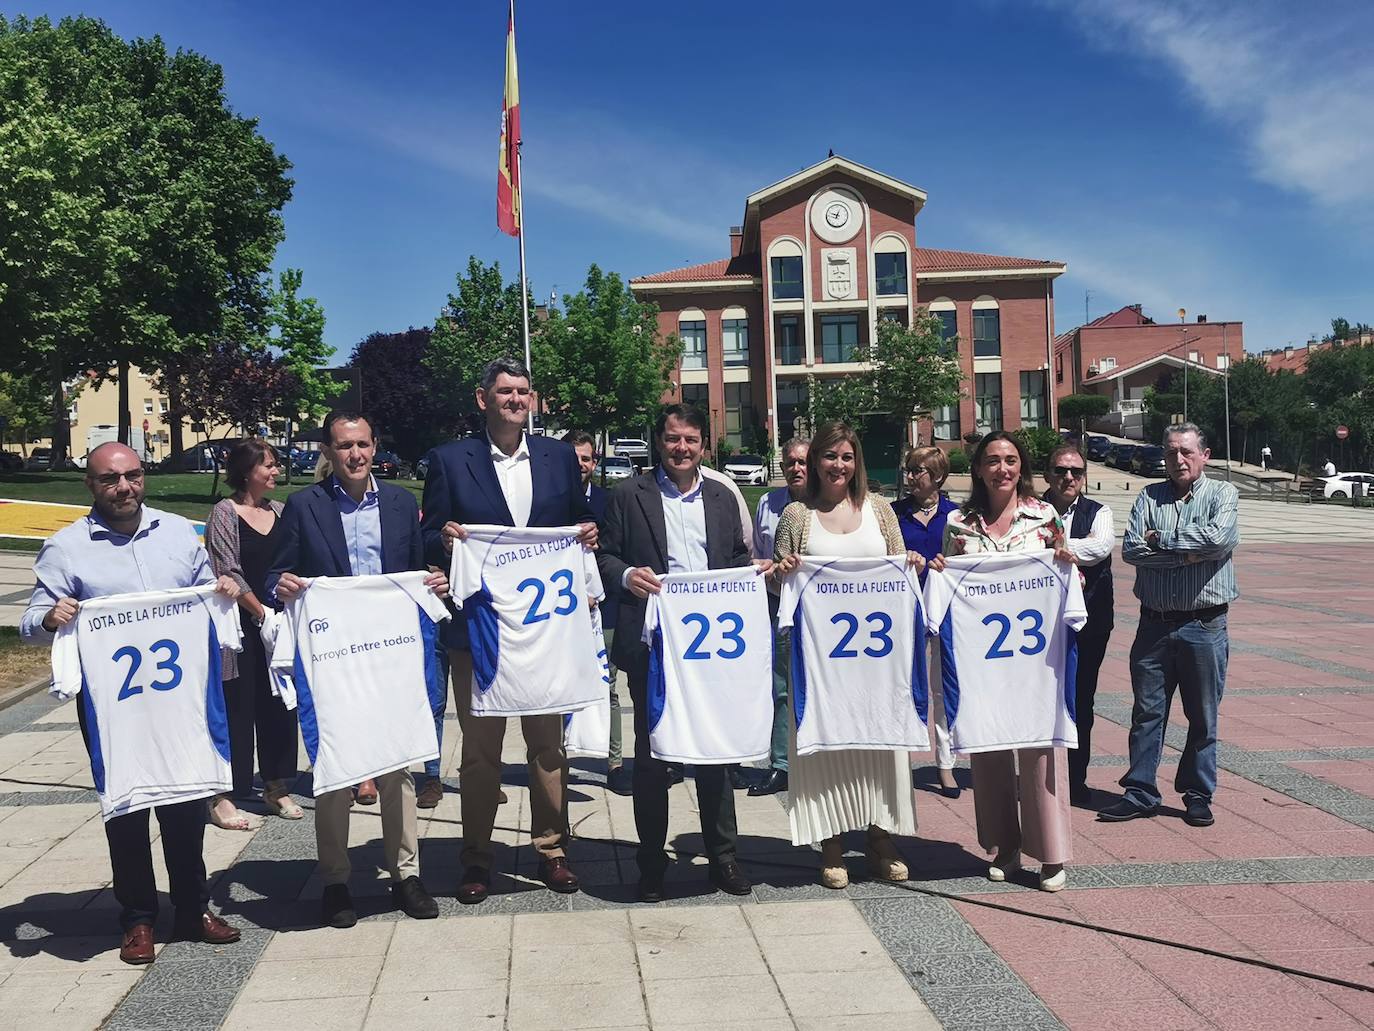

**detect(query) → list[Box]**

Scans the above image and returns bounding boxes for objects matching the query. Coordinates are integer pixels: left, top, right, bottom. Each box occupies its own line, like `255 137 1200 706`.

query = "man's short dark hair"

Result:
479 356 532 393
322 410 377 445
563 430 596 450
654 403 707 439
1044 444 1087 476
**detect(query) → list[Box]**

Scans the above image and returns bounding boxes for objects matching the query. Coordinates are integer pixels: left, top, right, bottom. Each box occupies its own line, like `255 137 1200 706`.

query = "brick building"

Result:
1054 303 1243 400
629 155 1065 475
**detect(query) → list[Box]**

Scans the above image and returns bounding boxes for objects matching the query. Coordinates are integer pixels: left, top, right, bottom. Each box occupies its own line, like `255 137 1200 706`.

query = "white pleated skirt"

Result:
785 722 918 846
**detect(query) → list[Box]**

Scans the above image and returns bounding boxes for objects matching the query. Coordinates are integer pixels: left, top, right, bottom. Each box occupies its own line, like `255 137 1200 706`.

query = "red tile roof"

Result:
911 247 1063 272
632 255 759 285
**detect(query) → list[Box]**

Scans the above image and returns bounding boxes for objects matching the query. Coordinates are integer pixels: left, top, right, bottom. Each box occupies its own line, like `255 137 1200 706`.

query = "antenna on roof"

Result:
828 148 834 158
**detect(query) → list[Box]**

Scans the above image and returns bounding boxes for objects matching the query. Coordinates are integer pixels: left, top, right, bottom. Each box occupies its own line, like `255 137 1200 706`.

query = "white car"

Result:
1322 472 1374 499
612 438 650 462
595 456 635 482
724 454 768 486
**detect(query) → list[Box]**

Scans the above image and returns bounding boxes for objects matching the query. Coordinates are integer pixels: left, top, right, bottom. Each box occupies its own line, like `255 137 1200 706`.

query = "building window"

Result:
722 319 749 367
933 403 960 441
143 398 154 415
878 309 907 327
680 320 706 370
973 308 1001 357
776 379 808 438
1216 354 1230 370
875 252 907 296
68 401 78 420
681 382 709 416
1188 350 1199 363
771 256 803 300
1019 371 1047 429
821 315 860 363
1099 356 1116 370
159 398 169 414
1055 353 1064 383
723 382 755 449
975 372 1003 431
775 316 802 365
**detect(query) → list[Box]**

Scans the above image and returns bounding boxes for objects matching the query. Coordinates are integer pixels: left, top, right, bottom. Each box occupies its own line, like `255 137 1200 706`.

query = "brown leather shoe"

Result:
539 856 580 894
354 779 379 805
458 866 491 905
415 779 443 809
119 924 155 965
174 911 242 945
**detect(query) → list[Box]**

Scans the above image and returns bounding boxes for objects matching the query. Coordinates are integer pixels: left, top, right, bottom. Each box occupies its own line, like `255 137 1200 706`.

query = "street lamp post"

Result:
1222 322 1232 480
1178 308 1189 422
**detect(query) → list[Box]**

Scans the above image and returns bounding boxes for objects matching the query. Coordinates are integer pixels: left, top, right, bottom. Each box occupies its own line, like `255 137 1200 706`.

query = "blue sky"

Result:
11 0 1374 357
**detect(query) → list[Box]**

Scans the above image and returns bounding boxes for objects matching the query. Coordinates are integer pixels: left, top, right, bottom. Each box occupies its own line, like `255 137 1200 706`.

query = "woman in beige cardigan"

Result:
773 421 924 888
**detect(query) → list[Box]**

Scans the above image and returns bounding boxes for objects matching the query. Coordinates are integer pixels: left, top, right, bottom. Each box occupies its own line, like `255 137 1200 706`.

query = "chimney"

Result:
1196 314 1207 323
729 226 743 258
1129 303 1142 313
1285 346 1294 358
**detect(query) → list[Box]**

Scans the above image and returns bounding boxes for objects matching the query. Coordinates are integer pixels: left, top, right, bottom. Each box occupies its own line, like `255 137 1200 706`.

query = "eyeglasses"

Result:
93 470 145 487
1051 466 1086 478
904 467 931 479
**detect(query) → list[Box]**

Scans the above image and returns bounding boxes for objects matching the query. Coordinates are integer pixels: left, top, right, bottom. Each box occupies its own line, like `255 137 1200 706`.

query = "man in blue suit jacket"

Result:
267 410 447 929
420 357 597 904
565 431 630 795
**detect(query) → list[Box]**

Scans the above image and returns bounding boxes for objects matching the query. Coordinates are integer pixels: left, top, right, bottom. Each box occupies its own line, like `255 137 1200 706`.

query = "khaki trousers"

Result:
451 649 567 869
971 747 1072 865
315 767 419 886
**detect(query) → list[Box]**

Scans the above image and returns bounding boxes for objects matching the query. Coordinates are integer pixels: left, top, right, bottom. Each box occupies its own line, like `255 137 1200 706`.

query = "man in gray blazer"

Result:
597 404 771 902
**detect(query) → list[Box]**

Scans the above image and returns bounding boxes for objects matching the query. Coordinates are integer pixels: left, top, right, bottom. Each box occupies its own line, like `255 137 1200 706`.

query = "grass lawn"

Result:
0 627 48 693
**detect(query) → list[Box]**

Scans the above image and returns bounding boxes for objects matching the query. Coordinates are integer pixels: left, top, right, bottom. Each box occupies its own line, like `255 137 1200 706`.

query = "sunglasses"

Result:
1052 466 1085 478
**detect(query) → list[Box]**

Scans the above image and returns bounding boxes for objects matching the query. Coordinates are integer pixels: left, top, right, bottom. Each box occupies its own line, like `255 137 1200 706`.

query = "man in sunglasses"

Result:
1042 444 1114 806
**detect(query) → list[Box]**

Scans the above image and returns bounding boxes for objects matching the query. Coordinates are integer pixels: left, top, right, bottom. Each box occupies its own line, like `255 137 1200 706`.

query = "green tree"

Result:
267 268 334 482
1331 317 1351 342
426 257 531 428
1057 393 1110 431
0 15 292 461
533 265 678 446
807 313 963 430
0 370 62 455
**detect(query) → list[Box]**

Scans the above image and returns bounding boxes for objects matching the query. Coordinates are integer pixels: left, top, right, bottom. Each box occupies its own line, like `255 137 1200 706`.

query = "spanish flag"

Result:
497 0 521 237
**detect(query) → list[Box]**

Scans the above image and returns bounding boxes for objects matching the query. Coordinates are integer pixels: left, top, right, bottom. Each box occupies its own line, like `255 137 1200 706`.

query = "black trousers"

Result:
626 657 738 877
224 612 298 795
1068 621 1113 790
78 698 210 930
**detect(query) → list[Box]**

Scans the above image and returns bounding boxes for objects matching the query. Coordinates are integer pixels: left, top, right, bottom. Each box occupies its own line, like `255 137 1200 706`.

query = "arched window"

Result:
972 295 1000 357
768 238 804 300
873 234 909 296
678 308 707 370
721 305 749 367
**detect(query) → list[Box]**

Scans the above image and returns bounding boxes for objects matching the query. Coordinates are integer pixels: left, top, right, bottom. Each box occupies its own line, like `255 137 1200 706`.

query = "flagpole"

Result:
515 138 533 433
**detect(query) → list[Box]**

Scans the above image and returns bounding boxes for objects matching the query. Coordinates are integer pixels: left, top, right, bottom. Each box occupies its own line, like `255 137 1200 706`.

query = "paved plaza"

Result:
0 495 1373 1029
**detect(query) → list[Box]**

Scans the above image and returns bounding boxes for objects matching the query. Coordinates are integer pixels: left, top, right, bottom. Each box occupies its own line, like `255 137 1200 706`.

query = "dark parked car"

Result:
372 450 411 480
414 455 430 481
0 450 24 471
1085 435 1112 462
1130 445 1168 477
156 445 220 473
1109 444 1139 471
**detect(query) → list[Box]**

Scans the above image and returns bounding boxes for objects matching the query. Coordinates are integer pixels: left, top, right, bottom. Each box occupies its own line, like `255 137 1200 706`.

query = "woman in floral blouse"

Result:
932 431 1077 891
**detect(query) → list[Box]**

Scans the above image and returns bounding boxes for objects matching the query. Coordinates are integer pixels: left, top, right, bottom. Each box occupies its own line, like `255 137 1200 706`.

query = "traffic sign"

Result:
1336 425 1350 440
142 418 150 433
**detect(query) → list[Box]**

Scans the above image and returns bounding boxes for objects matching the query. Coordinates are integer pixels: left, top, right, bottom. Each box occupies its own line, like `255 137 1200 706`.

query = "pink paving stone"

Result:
1270 830 1374 856
1317 982 1374 1026
1210 913 1368 953
1048 997 1212 1031
1274 882 1374 914
1290 760 1374 796
1258 949 1374 987
1163 884 1311 917
1015 952 1177 1004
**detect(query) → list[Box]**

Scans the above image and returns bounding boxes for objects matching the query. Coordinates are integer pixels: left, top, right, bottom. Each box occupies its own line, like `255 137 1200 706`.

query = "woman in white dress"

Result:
773 421 924 888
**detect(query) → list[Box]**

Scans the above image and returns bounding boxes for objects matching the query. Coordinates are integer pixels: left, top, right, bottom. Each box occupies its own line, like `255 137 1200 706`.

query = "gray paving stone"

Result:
919 986 1066 1031
897 949 1026 990
103 989 241 1031
133 955 259 993
856 898 989 954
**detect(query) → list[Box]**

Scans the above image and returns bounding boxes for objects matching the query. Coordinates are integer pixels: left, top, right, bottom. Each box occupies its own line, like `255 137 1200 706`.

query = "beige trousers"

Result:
971 746 1072 865
315 767 419 886
451 649 567 869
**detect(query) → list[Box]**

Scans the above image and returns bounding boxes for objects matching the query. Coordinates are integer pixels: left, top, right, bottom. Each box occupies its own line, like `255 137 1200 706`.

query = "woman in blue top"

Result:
892 446 961 798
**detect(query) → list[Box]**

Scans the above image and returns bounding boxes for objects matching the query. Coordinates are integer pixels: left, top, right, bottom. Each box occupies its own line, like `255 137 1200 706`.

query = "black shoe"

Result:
458 866 491 905
727 765 754 791
321 884 357 928
637 874 666 903
391 875 439 919
748 769 788 796
1183 800 1215 827
1097 798 1157 822
606 765 634 796
1070 784 1093 807
709 860 752 896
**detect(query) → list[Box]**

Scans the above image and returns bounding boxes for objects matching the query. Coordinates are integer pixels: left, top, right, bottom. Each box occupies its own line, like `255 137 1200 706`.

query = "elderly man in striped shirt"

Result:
1101 423 1239 829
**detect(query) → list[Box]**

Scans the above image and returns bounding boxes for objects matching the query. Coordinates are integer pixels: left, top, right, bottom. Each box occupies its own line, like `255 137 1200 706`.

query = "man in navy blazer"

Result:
420 357 596 904
267 410 447 930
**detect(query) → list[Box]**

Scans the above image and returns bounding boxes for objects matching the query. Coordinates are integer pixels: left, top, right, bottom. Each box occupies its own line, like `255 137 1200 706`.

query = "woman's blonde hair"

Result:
805 421 867 507
904 445 950 487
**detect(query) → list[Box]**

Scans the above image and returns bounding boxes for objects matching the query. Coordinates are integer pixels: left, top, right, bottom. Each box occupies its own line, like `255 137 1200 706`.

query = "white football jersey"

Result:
778 557 930 755
922 551 1087 754
50 584 243 821
271 571 446 795
642 567 772 764
563 607 611 759
449 525 606 717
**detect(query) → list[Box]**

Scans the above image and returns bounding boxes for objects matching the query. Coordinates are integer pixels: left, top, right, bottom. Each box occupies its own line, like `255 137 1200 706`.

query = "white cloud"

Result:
1044 0 1374 212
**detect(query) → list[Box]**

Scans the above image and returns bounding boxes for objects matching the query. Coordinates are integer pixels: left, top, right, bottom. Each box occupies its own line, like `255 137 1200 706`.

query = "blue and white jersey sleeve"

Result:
643 567 773 763
563 607 612 759
922 551 1086 754
778 557 929 755
50 584 241 820
449 525 606 716
272 571 445 795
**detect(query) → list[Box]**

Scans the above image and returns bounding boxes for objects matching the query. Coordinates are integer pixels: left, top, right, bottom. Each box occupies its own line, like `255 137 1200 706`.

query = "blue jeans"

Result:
423 641 450 782
1121 611 1229 809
